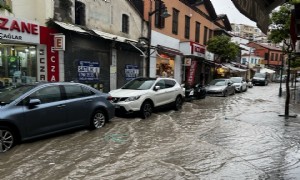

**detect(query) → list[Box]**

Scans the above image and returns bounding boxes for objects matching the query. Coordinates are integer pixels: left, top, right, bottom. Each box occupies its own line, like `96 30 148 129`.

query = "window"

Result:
275 53 278 61
195 22 201 43
122 14 129 33
155 80 166 89
209 29 213 39
204 26 208 45
64 85 95 99
154 0 165 28
75 0 86 26
165 80 176 88
271 53 274 61
184 15 190 39
29 86 61 104
172 8 179 35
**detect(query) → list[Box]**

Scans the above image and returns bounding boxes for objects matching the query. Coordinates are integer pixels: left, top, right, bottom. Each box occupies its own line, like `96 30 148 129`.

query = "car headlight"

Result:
125 96 141 102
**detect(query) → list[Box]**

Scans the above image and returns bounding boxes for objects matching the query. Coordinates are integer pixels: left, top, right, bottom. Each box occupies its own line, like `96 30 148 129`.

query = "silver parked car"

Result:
230 77 248 92
0 82 115 152
206 79 236 97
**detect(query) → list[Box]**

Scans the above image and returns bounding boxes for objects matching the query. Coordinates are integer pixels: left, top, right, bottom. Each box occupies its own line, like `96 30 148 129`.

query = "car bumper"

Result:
112 100 142 114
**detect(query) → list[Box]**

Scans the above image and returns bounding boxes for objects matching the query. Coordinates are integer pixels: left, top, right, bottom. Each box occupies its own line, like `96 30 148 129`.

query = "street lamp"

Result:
146 5 171 77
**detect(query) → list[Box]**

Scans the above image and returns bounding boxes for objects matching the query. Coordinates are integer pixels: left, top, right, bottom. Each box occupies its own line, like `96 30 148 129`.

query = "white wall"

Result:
12 0 54 25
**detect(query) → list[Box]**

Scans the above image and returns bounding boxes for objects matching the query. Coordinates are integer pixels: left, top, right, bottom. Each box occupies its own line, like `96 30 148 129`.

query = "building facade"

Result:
0 0 148 92
137 0 232 86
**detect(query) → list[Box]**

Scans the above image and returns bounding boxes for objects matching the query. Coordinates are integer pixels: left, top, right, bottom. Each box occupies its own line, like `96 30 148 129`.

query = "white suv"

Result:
109 77 185 119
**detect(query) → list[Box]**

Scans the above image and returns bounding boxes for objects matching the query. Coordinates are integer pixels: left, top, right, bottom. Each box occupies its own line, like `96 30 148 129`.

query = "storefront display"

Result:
156 54 175 78
0 44 37 88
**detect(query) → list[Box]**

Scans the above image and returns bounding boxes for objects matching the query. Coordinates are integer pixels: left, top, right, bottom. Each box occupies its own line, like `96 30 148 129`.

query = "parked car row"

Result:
0 76 254 152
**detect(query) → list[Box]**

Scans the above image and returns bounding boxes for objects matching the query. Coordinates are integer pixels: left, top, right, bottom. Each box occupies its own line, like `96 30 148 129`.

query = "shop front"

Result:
180 41 215 86
155 45 182 79
0 16 59 89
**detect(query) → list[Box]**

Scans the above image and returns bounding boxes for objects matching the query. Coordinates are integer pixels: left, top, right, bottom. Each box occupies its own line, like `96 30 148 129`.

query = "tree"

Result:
268 2 298 118
206 35 239 63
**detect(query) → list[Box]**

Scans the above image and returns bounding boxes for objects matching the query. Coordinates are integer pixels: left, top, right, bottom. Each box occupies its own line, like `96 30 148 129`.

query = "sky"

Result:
210 0 257 27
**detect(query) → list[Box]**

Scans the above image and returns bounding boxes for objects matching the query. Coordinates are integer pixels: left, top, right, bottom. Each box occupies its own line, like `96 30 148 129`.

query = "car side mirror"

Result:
28 98 41 107
154 86 161 91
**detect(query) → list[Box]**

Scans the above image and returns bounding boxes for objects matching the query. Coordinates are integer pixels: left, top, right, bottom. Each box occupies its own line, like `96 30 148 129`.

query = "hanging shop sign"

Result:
78 61 100 81
40 26 59 82
125 64 139 81
191 42 205 58
184 58 192 66
187 61 197 85
0 16 40 43
53 34 65 51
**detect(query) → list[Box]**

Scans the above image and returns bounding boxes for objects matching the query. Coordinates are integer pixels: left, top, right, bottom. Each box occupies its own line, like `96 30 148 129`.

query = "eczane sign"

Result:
0 16 40 43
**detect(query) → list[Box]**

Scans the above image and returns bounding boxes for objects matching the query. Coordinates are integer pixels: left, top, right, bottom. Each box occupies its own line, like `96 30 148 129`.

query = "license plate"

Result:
114 104 120 108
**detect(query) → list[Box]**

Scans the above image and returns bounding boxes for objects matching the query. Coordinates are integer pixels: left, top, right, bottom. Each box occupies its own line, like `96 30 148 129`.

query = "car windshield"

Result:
209 79 226 86
0 85 36 105
254 73 266 78
230 77 242 83
122 78 156 90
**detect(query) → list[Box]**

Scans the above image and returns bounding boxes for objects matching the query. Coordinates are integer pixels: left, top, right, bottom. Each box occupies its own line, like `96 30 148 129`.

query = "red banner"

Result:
40 26 59 82
187 61 197 85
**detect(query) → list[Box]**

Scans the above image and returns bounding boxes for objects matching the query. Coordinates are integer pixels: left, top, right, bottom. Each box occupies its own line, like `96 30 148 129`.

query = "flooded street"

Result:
1 83 300 180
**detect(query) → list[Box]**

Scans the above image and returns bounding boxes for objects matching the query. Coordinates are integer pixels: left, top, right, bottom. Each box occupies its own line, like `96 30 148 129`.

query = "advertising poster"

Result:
125 64 139 81
78 61 100 81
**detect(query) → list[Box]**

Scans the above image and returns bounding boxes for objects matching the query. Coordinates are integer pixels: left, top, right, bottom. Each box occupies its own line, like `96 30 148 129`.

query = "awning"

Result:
260 68 276 73
231 0 286 34
54 21 139 44
223 63 247 72
157 45 183 56
92 30 138 43
54 21 88 33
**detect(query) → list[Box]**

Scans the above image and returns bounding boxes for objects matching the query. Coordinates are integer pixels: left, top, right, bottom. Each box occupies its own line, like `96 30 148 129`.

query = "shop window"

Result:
122 14 129 33
75 0 86 26
0 45 37 87
156 54 174 78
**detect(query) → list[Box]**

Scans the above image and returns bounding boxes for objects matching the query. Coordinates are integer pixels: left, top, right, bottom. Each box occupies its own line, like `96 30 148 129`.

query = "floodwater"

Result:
1 83 300 180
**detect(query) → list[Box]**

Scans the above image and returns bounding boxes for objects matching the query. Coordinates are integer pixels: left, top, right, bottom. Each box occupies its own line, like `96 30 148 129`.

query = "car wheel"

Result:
90 110 106 129
0 126 15 153
174 96 183 111
140 101 153 119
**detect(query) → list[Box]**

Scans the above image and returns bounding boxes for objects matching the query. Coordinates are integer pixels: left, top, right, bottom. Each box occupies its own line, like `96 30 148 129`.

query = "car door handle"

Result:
57 104 66 108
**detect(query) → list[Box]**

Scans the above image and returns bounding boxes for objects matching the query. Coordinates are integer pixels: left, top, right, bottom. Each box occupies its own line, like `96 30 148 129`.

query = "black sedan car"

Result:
0 82 115 152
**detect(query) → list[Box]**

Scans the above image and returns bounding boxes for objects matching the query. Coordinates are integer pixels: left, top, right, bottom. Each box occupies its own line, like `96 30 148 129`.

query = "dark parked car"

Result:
252 72 269 86
206 79 236 97
0 82 115 152
184 83 206 101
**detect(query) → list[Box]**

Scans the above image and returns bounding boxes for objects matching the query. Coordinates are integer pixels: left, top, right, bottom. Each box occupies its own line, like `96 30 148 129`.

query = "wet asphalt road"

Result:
1 83 300 180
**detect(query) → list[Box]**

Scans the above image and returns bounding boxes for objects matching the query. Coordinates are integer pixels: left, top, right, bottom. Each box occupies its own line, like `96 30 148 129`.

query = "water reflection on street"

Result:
1 83 300 180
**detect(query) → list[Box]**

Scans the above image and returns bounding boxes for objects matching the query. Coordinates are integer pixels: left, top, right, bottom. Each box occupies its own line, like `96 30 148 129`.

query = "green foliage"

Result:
206 35 239 63
291 58 300 68
0 3 12 13
268 3 291 44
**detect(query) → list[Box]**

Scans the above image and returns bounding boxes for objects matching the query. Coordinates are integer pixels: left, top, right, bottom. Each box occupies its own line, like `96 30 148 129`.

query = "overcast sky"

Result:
210 0 257 27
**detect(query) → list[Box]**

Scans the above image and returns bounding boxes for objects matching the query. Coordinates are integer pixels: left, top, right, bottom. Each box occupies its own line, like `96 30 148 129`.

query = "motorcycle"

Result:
184 83 207 102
